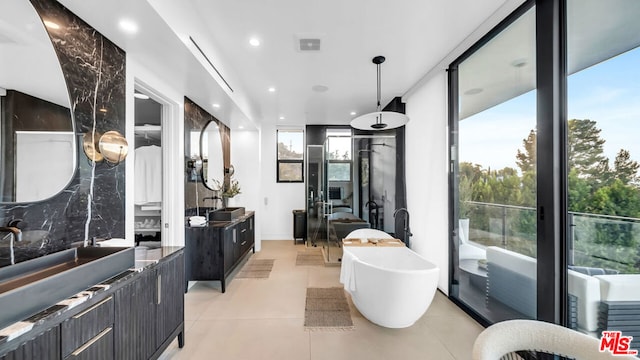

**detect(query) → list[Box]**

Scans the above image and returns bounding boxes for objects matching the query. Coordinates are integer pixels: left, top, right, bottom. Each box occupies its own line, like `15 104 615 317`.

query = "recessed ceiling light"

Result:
249 38 260 47
134 93 149 100
350 111 356 116
279 116 285 120
118 19 138 34
238 125 244 129
312 85 329 93
268 87 276 93
43 20 60 30
464 88 483 95
212 103 220 108
511 58 528 68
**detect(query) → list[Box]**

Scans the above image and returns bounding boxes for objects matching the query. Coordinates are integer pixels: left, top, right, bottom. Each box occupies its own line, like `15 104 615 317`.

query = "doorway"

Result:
133 88 163 246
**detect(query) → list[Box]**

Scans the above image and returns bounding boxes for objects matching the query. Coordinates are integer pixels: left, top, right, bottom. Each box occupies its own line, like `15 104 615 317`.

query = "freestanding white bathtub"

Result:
340 246 440 328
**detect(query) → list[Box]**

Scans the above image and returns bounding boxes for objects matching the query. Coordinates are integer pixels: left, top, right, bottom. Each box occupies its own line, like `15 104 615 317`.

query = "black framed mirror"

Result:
0 0 75 203
200 120 225 191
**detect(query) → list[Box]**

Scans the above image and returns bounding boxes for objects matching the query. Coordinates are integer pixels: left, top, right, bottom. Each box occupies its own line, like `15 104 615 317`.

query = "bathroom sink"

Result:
209 207 245 221
0 246 134 330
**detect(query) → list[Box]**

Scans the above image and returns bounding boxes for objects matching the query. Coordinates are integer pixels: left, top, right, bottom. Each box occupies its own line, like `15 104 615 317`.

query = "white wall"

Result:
404 71 450 294
259 122 306 240
231 129 262 250
126 56 185 247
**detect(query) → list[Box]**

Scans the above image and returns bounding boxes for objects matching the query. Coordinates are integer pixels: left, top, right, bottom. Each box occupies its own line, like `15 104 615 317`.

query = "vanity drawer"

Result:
65 327 113 360
61 296 114 358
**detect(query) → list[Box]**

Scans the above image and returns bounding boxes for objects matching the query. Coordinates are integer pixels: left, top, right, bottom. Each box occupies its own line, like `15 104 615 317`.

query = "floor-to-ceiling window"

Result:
566 0 640 347
451 0 640 352
451 4 537 324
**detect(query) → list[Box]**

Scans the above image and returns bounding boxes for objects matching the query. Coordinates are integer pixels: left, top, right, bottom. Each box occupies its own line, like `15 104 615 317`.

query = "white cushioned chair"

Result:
473 319 639 360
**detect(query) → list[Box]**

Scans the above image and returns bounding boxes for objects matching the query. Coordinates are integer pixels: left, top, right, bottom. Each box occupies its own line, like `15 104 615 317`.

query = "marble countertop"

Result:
185 210 255 229
0 246 183 346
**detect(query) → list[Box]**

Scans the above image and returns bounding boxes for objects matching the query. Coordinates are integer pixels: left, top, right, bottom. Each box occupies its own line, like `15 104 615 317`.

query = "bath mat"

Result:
296 249 325 266
235 259 275 279
304 287 354 331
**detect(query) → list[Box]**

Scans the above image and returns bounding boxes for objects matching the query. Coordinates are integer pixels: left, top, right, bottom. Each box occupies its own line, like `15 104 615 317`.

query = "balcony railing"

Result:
463 201 640 273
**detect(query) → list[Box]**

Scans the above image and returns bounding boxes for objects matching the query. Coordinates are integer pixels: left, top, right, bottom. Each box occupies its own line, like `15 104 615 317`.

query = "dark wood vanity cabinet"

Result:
61 295 114 359
185 212 255 293
0 249 184 360
114 250 185 360
0 327 60 360
114 270 156 359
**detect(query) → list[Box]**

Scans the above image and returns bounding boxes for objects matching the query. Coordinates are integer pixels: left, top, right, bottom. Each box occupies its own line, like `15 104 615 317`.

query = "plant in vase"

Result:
212 179 241 208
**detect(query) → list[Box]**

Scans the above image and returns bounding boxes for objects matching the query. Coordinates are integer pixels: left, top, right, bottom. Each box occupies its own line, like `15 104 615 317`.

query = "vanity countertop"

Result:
0 246 183 346
185 210 255 229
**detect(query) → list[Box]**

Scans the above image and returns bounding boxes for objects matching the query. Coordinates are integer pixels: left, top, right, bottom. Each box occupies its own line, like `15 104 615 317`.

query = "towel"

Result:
340 249 358 293
134 145 162 205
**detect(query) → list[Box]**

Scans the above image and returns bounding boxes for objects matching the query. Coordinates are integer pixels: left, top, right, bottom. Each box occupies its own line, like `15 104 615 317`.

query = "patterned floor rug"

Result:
235 259 275 279
304 287 354 331
296 249 325 266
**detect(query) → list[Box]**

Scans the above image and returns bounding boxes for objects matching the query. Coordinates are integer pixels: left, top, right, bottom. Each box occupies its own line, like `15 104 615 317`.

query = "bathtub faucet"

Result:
393 208 412 247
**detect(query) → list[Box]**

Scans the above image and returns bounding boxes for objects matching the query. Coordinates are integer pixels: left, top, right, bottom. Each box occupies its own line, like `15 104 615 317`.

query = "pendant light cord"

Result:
376 62 381 112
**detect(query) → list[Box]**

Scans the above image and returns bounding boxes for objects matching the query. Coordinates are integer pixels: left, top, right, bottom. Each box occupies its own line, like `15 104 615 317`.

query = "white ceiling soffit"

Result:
57 0 256 131
460 0 640 120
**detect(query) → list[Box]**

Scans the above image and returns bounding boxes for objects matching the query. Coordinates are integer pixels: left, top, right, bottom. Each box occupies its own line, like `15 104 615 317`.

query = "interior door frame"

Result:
130 78 181 246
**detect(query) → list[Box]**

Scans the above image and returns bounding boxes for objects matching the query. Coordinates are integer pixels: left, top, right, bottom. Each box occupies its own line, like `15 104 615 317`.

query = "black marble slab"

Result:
184 97 230 210
0 0 126 267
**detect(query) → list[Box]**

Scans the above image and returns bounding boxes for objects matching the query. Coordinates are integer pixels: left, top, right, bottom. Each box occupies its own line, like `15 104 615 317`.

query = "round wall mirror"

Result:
200 120 225 191
0 0 75 203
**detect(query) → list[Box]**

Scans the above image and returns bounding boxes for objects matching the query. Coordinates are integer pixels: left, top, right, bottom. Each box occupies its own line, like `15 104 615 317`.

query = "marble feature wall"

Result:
184 97 230 212
0 0 126 267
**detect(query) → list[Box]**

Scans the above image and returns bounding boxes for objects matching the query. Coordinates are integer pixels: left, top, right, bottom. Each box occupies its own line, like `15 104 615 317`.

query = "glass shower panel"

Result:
305 145 325 248
325 134 352 263
353 135 396 233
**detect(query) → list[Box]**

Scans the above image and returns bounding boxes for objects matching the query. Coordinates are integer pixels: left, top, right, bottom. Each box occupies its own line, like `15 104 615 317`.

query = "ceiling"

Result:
55 0 517 130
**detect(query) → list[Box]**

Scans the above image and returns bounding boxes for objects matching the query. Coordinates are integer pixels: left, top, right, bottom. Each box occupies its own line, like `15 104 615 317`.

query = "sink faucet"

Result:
0 227 22 242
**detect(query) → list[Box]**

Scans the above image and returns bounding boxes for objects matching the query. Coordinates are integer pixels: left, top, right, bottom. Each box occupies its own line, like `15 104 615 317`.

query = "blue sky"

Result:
460 46 640 171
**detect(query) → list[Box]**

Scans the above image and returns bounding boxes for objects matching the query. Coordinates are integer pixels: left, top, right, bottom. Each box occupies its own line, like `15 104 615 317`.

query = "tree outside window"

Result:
277 130 304 182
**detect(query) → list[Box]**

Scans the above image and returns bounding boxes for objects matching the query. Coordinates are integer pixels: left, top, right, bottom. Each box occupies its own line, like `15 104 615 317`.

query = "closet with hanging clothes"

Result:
134 93 163 245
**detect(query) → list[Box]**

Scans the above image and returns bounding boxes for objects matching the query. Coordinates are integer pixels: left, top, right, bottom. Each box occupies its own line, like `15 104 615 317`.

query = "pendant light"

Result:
350 55 409 130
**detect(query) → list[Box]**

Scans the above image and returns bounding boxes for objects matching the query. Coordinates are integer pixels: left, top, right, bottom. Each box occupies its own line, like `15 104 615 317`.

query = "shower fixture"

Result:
350 56 410 130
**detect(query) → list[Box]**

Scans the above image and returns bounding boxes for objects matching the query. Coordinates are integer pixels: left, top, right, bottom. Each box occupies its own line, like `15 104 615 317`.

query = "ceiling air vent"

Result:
298 38 320 51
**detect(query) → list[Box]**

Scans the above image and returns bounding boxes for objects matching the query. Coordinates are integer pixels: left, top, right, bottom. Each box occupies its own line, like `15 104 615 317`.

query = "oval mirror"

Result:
0 0 75 203
200 120 225 191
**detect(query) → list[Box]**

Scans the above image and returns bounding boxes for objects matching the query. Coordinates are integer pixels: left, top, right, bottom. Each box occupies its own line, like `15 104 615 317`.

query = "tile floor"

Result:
159 240 484 360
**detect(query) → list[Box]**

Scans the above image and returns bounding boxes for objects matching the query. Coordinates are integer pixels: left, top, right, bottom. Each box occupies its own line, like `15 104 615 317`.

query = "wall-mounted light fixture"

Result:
225 164 235 176
82 130 128 165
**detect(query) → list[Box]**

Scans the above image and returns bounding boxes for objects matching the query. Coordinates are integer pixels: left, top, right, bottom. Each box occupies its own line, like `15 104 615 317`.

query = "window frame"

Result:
276 129 304 183
448 0 569 328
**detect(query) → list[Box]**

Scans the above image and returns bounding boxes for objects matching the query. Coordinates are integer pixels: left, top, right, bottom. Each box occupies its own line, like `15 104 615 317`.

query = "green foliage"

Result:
568 119 609 183
459 118 640 273
614 149 640 185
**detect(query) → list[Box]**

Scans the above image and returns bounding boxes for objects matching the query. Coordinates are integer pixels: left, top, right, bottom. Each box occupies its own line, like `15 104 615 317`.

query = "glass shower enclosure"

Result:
305 130 354 263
